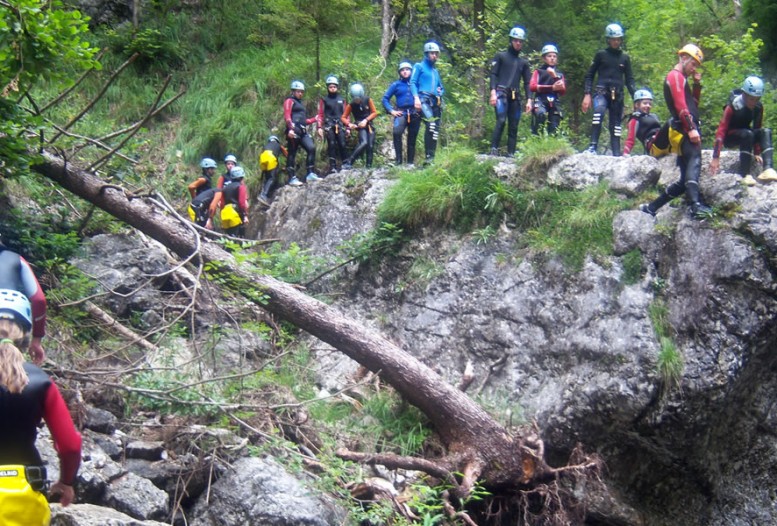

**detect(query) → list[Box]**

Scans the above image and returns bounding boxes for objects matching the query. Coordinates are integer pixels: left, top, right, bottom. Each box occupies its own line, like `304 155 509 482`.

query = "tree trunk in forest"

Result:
471 0 487 138
33 151 597 497
379 0 395 61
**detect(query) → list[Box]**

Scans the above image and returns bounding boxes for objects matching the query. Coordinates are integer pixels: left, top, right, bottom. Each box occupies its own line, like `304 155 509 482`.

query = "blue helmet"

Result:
742 76 764 97
230 166 246 180
200 157 217 169
0 289 32 331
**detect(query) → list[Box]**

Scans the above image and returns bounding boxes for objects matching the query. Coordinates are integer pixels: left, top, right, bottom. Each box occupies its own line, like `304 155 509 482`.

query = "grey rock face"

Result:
254 151 777 525
50 503 169 526
189 457 346 526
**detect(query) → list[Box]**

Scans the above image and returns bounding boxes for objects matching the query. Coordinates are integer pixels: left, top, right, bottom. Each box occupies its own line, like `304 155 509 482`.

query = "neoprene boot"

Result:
611 136 622 157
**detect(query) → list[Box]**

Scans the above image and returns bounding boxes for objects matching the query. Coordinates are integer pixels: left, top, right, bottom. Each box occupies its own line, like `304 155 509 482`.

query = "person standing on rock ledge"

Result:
0 290 81 525
640 44 711 220
709 76 777 185
411 41 445 164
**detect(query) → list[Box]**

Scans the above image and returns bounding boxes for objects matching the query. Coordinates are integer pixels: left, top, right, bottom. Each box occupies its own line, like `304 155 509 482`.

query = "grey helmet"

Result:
200 157 217 169
605 23 624 38
541 44 558 56
224 154 238 164
0 289 32 331
290 80 305 91
509 27 527 41
398 61 413 73
325 75 339 86
268 135 280 143
742 76 764 97
423 41 440 53
350 83 365 100
229 166 246 180
634 89 653 101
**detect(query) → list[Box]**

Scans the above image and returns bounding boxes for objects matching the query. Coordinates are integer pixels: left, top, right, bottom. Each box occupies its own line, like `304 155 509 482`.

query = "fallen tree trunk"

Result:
34 151 594 494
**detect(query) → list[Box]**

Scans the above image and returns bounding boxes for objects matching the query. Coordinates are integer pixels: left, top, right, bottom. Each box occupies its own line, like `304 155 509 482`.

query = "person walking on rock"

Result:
284 81 319 185
710 76 776 185
582 23 636 156
258 136 288 207
219 165 249 237
383 61 421 166
0 290 81 525
411 42 445 164
640 44 711 219
489 26 533 155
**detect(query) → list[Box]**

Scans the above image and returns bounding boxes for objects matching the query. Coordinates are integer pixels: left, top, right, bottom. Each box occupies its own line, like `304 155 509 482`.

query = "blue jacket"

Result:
382 78 415 112
410 57 444 99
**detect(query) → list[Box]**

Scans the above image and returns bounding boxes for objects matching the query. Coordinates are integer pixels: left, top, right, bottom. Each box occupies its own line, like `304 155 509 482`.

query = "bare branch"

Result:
84 300 158 352
95 89 186 143
38 49 106 113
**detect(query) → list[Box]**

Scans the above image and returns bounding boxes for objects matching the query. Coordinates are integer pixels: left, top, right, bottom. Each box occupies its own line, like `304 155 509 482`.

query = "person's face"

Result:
543 52 558 66
399 67 411 79
744 93 760 110
426 51 439 64
637 99 652 113
607 37 623 49
327 84 338 93
205 167 215 176
225 161 236 171
681 55 700 77
292 89 305 99
511 38 523 51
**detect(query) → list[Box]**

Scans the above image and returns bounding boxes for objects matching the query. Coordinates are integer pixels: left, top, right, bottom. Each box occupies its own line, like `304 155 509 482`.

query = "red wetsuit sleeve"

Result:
283 98 294 128
529 70 541 94
666 69 695 133
341 104 352 126
713 106 734 159
238 184 249 216
19 257 46 338
43 383 81 485
316 99 324 127
366 99 379 122
623 118 638 155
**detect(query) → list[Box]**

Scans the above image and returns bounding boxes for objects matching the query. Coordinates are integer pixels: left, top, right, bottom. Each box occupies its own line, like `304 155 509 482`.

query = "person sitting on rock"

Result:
623 89 663 156
341 83 379 169
258 136 288 207
0 290 81 525
709 76 776 185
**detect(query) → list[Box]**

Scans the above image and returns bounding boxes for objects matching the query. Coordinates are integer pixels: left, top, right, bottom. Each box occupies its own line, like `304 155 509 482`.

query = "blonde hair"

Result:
0 319 30 394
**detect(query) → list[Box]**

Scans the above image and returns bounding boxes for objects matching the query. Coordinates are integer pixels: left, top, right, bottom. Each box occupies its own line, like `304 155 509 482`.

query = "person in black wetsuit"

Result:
489 26 533 156
582 23 636 156
530 44 566 136
341 83 379 169
623 89 663 156
316 75 348 174
283 81 319 185
258 136 288 206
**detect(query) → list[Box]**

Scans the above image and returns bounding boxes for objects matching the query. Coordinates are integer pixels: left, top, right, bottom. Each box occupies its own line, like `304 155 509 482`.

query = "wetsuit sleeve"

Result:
366 99 379 121
522 62 532 100
215 176 225 191
280 145 288 157
43 383 81 486
584 52 601 94
283 98 294 129
410 64 421 97
667 69 696 133
382 83 396 113
624 54 636 98
437 69 444 97
557 73 566 96
341 104 352 126
238 184 249 217
19 257 46 339
529 70 540 94
624 118 638 155
712 106 734 159
489 53 500 91
188 177 206 198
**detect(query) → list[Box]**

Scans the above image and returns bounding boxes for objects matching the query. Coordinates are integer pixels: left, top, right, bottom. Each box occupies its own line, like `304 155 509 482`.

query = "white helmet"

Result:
268 135 279 143
634 89 653 101
200 157 217 169
398 61 412 72
290 80 305 91
509 27 526 41
0 289 32 331
224 154 237 164
605 23 624 38
350 83 365 99
325 75 339 86
229 166 246 180
742 76 764 97
541 44 558 56
423 42 440 53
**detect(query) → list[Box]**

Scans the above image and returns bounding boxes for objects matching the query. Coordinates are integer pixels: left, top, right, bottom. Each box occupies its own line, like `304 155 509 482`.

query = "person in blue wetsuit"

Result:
410 42 445 163
383 61 421 166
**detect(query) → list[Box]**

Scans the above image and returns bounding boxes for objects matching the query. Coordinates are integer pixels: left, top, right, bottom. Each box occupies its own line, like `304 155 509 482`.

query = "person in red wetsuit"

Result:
219 166 249 238
710 76 776 185
622 88 663 156
640 44 711 219
0 243 47 364
341 83 379 169
530 43 566 136
0 289 81 525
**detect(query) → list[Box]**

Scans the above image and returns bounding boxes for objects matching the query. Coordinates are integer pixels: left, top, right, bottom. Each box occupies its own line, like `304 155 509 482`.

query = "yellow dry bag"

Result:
220 204 243 229
259 150 278 172
0 465 51 526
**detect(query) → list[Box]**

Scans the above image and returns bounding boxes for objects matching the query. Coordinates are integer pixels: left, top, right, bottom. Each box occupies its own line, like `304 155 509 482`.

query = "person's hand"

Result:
581 94 592 113
689 128 701 144
709 157 720 176
553 79 565 92
205 218 213 230
50 482 75 507
317 128 323 139
29 337 45 365
755 154 763 166
287 129 297 139
524 100 532 114
391 110 403 118
489 92 497 107
358 119 367 128
414 96 421 111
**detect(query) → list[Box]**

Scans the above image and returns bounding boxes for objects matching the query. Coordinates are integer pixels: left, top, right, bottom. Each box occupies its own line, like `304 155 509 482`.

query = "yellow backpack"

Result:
0 465 51 526
220 203 243 228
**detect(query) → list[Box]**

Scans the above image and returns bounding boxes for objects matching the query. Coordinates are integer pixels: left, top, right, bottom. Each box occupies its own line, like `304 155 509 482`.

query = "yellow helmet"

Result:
678 44 703 64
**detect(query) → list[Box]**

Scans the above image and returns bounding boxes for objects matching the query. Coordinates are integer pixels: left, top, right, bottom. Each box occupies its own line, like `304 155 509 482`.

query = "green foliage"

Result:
378 149 502 231
742 0 777 73
514 133 576 182
341 222 407 264
104 24 187 71
513 182 631 271
649 298 684 389
128 367 225 417
621 249 643 285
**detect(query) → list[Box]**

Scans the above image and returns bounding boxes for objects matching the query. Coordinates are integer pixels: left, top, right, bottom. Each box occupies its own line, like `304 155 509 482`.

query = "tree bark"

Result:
33 151 570 491
379 0 396 61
